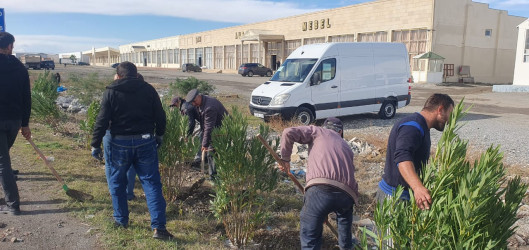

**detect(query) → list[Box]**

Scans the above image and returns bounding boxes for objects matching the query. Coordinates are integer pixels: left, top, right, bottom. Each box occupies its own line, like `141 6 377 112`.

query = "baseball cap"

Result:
322 117 343 133
169 97 180 107
186 89 199 103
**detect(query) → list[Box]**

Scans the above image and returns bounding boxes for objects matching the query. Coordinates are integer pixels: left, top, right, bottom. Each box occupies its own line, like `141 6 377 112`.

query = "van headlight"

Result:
270 94 290 105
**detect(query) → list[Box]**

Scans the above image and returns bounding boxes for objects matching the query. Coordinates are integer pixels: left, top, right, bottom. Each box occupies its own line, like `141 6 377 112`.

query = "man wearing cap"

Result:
90 62 173 240
170 96 202 165
280 117 359 249
186 89 228 178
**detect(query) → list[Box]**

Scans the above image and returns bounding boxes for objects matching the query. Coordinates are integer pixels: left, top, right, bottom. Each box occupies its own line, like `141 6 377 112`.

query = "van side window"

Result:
313 58 336 83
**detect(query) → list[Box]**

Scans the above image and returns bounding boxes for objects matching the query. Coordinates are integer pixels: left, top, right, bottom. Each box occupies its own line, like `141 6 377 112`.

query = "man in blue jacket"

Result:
378 93 454 210
90 62 172 239
0 32 31 216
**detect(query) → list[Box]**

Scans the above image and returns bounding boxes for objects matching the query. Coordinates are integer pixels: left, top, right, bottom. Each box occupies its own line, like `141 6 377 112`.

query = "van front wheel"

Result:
379 101 396 119
295 107 314 125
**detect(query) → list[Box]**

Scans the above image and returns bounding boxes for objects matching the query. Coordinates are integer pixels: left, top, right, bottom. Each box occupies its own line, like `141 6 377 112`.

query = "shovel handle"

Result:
27 138 65 185
256 134 339 238
201 150 207 174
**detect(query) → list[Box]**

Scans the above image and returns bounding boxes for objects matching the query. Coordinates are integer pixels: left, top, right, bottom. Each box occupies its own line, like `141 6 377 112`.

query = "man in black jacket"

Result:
0 32 31 216
90 62 172 239
186 89 228 178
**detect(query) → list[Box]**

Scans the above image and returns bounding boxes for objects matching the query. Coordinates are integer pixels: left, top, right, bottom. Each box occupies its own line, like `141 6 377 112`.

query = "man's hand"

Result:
20 126 31 140
279 160 290 173
155 136 163 149
91 147 103 161
201 146 208 152
413 186 432 210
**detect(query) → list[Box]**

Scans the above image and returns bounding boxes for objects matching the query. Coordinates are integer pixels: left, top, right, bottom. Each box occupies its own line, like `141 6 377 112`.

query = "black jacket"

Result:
0 55 31 126
91 77 166 148
198 95 228 148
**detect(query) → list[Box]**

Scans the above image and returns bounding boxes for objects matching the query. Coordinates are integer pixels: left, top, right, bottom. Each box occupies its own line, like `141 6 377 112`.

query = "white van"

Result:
249 42 411 124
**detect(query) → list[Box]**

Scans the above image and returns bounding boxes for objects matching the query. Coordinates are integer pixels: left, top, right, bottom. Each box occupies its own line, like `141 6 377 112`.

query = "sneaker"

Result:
109 218 128 228
153 228 174 240
0 205 21 215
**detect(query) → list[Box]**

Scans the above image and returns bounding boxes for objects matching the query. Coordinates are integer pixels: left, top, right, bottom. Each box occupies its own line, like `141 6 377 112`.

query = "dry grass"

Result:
267 116 304 133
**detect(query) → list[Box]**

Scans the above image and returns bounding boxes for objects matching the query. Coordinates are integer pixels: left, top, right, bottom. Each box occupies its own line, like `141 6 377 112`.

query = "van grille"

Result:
251 96 272 106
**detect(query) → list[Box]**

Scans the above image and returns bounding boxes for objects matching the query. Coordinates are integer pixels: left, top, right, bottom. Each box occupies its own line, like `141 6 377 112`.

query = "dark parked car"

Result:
182 63 202 72
40 60 55 70
111 63 120 68
78 62 89 66
238 63 273 77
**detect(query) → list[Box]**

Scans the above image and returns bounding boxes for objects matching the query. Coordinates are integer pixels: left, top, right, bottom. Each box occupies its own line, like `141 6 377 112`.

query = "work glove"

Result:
91 147 103 161
155 136 163 149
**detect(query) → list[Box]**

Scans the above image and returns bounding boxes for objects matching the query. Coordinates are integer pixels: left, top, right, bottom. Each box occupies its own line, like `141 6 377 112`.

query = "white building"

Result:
58 52 90 64
494 19 529 92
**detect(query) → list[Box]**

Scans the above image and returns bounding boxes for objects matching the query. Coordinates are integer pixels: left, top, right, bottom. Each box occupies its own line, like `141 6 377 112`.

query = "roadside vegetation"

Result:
17 73 528 249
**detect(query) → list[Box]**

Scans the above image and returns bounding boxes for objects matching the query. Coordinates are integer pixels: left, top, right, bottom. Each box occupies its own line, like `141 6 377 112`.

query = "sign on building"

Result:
0 8 4 32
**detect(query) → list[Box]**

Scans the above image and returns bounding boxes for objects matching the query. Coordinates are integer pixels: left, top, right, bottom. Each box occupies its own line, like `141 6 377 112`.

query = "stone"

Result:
517 205 529 218
299 151 309 159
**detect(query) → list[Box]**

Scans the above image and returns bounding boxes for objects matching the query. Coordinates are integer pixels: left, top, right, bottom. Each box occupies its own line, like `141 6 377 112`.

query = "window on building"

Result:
162 50 167 64
242 44 249 64
168 49 174 64
188 49 195 64
392 28 428 66
329 34 354 43
225 45 235 69
359 31 388 42
174 49 179 64
304 37 325 45
250 43 259 63
205 47 213 69
525 29 529 63
485 29 492 37
214 46 223 69
181 49 187 64
285 40 301 58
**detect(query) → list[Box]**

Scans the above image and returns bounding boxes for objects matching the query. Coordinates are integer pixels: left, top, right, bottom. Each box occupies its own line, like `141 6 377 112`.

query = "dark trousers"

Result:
300 185 355 250
0 120 21 209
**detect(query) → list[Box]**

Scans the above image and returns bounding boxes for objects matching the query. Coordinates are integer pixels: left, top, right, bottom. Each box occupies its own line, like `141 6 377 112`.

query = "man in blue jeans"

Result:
90 62 172 239
280 117 359 249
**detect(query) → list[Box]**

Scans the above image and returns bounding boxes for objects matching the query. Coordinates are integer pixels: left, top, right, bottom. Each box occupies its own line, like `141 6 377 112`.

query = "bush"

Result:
211 107 279 247
67 73 111 106
79 100 101 149
31 71 63 128
158 106 199 201
169 76 215 97
360 99 528 249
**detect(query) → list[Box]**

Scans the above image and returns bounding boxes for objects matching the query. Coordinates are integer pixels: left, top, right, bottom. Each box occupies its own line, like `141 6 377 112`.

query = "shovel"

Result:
256 134 338 239
27 138 93 202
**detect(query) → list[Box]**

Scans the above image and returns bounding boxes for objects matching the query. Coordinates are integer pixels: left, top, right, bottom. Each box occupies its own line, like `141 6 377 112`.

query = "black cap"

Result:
186 89 199 103
322 117 343 133
169 96 180 107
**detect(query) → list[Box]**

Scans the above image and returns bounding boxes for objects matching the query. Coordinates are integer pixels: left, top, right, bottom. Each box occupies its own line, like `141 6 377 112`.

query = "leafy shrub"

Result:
31 71 63 128
158 106 199 201
211 108 279 247
360 99 528 249
67 73 111 106
79 100 101 149
169 76 215 97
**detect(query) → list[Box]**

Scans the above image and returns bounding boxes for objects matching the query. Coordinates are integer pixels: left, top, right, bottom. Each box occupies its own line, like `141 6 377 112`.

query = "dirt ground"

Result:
3 65 528 249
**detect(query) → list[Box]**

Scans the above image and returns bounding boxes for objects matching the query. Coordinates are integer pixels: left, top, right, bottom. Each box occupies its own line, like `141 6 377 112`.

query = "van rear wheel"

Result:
379 101 396 119
295 107 314 125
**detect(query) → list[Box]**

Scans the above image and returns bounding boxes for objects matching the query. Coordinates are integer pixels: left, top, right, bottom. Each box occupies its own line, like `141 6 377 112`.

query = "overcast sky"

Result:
1 0 527 54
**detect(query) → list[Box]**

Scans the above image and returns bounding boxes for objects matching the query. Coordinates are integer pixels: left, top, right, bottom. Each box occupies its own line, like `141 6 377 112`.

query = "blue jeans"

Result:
108 135 166 229
103 130 137 200
300 185 355 250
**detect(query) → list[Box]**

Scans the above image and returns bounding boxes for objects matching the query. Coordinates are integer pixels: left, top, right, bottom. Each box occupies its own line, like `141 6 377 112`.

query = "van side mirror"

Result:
311 72 321 85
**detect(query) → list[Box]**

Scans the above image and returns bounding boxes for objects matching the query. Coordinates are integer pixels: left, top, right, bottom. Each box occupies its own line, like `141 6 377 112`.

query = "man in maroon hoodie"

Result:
280 117 359 250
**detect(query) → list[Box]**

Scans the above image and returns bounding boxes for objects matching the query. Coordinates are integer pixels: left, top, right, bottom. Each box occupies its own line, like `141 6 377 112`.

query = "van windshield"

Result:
271 58 318 83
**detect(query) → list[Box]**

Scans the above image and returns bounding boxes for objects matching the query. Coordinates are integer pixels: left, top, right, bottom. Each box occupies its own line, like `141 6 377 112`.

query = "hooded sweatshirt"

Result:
0 54 31 126
91 77 166 148
280 126 359 204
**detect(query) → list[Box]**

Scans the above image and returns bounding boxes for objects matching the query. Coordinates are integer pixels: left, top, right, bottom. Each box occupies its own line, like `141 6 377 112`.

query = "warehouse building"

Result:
118 0 526 83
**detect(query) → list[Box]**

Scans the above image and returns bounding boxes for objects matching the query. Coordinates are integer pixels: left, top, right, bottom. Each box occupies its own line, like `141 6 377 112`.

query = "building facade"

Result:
513 19 529 86
119 0 526 83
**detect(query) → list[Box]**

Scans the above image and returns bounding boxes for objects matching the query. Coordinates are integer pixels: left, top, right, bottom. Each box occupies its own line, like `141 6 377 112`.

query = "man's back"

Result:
0 54 30 125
